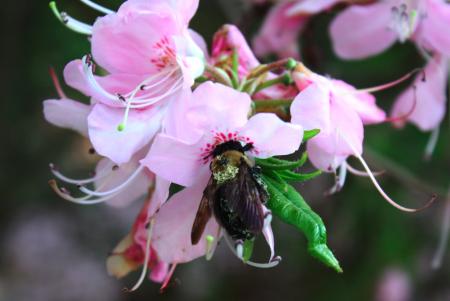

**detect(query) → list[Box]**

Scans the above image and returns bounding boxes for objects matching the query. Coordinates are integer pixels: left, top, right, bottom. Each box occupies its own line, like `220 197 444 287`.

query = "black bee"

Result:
191 140 269 245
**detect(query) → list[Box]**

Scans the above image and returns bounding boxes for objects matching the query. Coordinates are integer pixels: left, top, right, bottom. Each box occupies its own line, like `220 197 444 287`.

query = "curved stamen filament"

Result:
49 179 122 205
124 218 155 292
79 0 114 14
160 263 178 293
49 162 115 185
338 130 436 212
79 165 144 196
49 2 93 35
223 235 281 269
326 162 348 195
346 162 385 177
49 67 67 99
355 68 424 94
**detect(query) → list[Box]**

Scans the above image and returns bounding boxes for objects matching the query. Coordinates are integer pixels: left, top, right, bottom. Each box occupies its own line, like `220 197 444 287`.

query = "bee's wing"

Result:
191 178 215 245
224 164 266 233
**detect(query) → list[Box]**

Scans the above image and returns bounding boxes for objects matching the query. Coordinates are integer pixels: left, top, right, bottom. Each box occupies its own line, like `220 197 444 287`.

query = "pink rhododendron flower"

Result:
43 71 154 207
291 64 385 172
391 55 449 132
107 197 169 284
143 82 303 186
142 82 302 266
330 0 450 59
211 24 259 78
61 0 205 164
252 0 346 59
253 2 307 59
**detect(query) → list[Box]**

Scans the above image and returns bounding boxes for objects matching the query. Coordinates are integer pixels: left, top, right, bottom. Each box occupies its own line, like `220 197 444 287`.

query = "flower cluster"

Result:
44 0 443 291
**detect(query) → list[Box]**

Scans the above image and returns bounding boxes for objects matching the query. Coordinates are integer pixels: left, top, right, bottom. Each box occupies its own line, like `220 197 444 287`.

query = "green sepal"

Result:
255 153 307 171
262 175 342 273
243 239 255 263
303 129 320 142
276 169 322 182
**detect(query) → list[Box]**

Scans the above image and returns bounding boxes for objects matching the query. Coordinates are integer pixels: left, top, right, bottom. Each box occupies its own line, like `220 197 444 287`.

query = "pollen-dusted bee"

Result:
191 140 269 245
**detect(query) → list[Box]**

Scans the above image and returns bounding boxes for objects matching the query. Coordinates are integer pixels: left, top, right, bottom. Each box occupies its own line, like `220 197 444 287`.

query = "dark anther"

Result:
117 94 126 102
88 147 96 155
112 165 119 171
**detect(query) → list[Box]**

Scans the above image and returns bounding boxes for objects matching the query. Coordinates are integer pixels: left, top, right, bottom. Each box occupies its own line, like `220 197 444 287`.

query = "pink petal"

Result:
252 2 307 59
141 134 204 187
63 59 144 106
416 0 450 55
307 100 364 171
94 157 153 208
149 261 169 283
287 0 343 16
241 113 303 158
211 25 259 77
147 176 171 217
43 98 90 136
166 0 199 24
330 2 397 59
88 103 163 164
152 173 220 263
332 80 386 124
92 2 181 75
189 82 251 132
290 82 332 133
391 56 448 131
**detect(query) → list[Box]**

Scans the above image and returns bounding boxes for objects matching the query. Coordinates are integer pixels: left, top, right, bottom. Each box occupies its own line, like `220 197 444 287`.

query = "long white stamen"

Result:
346 162 385 177
49 180 122 205
49 162 115 185
432 190 450 269
160 263 178 292
49 2 93 35
79 166 144 196
79 0 114 14
82 56 120 101
424 127 440 161
125 218 155 292
223 235 281 269
338 130 435 212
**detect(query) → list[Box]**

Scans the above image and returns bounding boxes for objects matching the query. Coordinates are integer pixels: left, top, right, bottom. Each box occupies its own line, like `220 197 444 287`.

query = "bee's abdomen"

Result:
213 196 262 241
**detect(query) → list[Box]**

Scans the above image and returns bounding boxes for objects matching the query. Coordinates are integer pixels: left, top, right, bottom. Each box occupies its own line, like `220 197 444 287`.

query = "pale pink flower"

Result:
142 82 302 266
43 71 153 208
253 2 307 59
291 66 434 212
61 0 205 164
252 0 345 59
107 197 169 284
391 55 449 132
211 24 259 78
330 0 450 59
143 82 303 187
291 66 385 171
375 268 411 301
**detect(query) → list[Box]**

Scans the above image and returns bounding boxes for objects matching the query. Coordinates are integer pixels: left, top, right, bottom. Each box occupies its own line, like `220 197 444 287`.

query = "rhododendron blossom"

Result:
42 0 441 293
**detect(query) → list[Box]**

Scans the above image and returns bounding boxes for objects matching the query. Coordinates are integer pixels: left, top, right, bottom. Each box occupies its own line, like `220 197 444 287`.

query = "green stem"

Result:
253 99 294 110
205 65 233 87
253 73 293 94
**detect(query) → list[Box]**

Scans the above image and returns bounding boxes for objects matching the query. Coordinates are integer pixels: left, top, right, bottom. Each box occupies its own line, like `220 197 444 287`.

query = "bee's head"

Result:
211 140 254 158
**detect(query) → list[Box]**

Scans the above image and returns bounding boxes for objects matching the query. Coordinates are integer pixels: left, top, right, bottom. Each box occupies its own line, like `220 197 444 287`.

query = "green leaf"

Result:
276 169 322 182
303 129 320 142
262 175 342 273
243 239 255 263
255 152 308 171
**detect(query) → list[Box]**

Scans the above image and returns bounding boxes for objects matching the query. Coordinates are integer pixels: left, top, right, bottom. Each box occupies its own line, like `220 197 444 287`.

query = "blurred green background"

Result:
1 0 449 300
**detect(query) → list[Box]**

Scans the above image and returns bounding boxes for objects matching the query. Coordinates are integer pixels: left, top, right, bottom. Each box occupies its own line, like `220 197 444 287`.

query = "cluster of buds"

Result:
44 0 446 292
